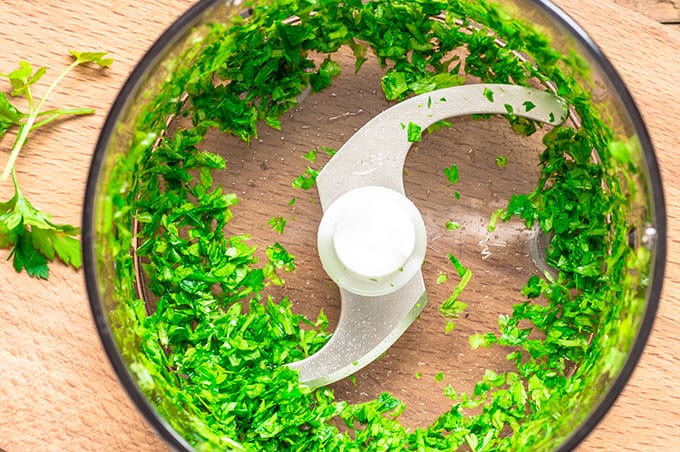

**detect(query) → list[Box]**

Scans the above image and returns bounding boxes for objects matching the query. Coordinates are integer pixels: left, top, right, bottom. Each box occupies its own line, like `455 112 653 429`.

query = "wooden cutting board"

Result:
1 0 678 450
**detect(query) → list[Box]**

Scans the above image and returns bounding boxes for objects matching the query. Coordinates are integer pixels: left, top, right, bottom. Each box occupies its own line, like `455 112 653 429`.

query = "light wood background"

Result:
1 0 678 450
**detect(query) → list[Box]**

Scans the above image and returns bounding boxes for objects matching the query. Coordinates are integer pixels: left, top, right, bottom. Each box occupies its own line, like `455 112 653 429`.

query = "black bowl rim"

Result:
82 0 667 450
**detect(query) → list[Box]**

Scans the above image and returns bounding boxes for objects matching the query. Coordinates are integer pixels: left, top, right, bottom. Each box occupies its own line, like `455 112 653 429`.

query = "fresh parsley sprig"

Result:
0 51 112 278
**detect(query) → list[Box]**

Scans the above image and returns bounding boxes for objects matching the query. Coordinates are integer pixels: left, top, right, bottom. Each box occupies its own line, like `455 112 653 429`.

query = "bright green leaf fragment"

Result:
268 216 286 234
440 299 469 319
445 321 456 334
523 100 536 112
1 174 81 278
488 208 505 232
440 253 472 318
435 372 445 382
496 155 508 168
0 93 23 135
69 50 114 67
443 164 459 184
609 140 635 165
415 372 423 379
445 220 461 231
483 87 494 102
320 146 337 157
504 103 514 114
381 71 409 100
436 272 448 284
310 58 341 92
407 121 422 142
1 61 45 97
469 332 497 349
448 252 467 278
291 167 319 190
427 119 452 134
303 149 318 163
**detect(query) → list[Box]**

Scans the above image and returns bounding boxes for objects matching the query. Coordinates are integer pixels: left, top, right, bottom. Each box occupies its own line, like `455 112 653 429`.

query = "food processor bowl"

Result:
83 0 665 450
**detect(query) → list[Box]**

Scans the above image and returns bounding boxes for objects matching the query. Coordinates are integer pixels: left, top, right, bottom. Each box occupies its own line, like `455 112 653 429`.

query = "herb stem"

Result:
31 108 95 131
1 60 81 181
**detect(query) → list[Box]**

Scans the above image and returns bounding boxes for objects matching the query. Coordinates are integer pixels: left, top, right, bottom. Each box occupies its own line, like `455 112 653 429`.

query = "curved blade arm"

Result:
289 84 568 388
316 84 568 209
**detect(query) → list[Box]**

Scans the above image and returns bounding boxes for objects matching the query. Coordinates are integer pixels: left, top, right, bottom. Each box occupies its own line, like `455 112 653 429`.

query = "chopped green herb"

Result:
445 220 461 231
445 321 456 334
469 333 497 349
320 146 337 157
415 372 423 379
407 121 423 142
435 372 445 382
427 119 452 134
436 272 449 284
268 216 287 234
303 149 318 163
488 208 505 232
483 87 495 102
291 167 319 190
443 164 459 184
504 103 514 114
496 155 508 168
523 100 536 112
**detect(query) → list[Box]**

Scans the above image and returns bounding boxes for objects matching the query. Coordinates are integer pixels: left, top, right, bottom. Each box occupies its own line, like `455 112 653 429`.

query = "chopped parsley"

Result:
407 121 423 142
496 155 508 168
443 164 459 184
98 0 653 450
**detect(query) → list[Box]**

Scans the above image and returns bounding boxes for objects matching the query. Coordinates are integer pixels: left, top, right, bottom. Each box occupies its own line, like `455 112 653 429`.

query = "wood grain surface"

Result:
1 0 678 450
612 0 680 26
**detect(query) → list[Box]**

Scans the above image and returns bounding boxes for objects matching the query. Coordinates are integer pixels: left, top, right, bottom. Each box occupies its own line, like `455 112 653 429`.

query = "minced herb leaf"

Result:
445 220 462 231
291 167 319 190
483 87 495 102
496 155 508 168
427 119 452 134
488 208 505 232
268 216 287 234
443 164 459 184
407 121 423 142
303 149 318 163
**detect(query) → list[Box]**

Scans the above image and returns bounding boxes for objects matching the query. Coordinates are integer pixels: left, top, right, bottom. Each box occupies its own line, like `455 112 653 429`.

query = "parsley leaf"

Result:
0 51 110 277
1 173 81 278
407 121 423 142
443 164 459 184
